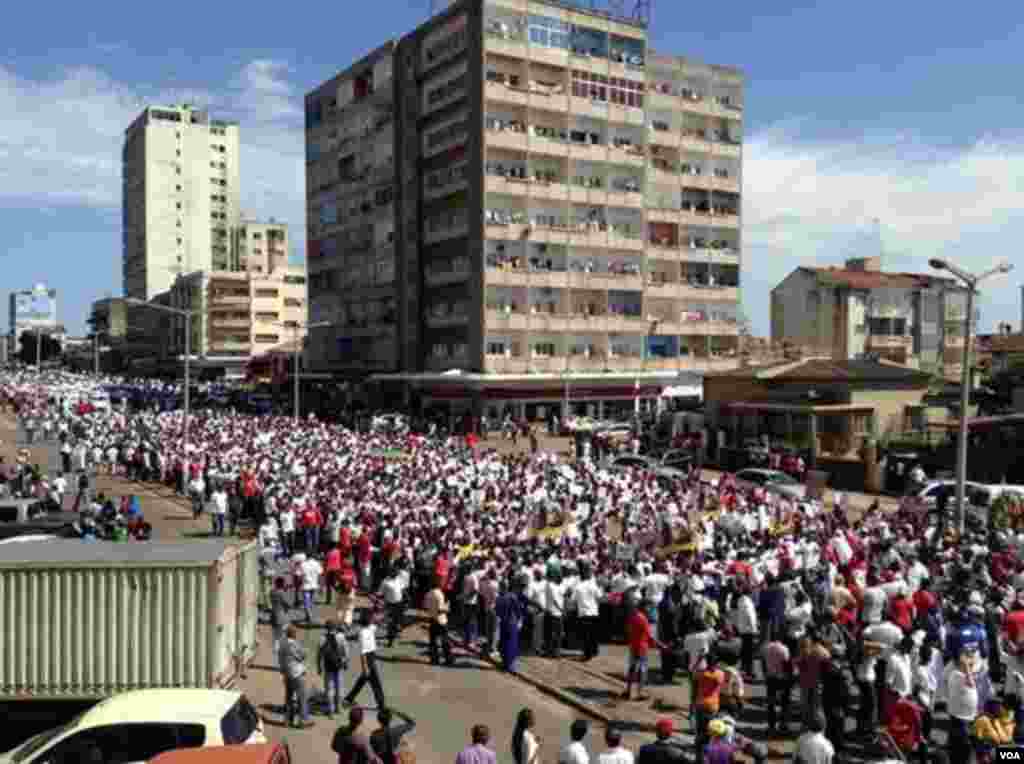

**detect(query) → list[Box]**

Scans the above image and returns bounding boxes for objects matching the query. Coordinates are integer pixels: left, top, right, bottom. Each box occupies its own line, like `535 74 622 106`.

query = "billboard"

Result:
14 290 57 323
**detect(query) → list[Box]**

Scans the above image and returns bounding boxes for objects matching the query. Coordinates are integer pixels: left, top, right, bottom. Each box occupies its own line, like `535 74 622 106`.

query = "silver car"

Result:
734 468 807 500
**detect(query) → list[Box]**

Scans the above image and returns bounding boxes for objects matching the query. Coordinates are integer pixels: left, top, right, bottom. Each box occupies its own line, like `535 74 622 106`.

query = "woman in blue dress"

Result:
496 581 526 673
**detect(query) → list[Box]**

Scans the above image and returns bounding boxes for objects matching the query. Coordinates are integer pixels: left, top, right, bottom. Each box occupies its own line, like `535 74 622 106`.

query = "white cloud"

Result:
0 63 1020 332
0 62 305 249
742 124 1024 334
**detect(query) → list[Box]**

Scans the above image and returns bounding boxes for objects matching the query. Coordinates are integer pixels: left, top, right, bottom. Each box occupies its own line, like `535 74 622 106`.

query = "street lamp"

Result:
125 298 194 461
271 320 331 421
927 258 1014 537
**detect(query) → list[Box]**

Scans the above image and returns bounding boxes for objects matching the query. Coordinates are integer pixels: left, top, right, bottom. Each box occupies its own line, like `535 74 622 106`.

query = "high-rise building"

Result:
305 0 744 418
122 104 241 300
9 284 59 342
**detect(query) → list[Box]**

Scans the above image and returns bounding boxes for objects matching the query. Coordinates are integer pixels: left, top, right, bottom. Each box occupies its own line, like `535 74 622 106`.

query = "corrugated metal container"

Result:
0 539 259 700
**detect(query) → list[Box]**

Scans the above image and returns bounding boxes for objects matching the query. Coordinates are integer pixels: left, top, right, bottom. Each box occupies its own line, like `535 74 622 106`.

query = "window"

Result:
254 334 280 343
528 14 570 49
573 70 643 107
255 289 279 298
176 202 182 210
176 185 182 192
284 275 306 285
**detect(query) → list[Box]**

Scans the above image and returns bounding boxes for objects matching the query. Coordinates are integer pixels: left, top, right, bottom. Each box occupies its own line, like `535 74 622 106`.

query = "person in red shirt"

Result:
886 695 924 758
623 606 665 702
301 503 321 554
890 587 916 632
434 548 452 593
339 526 353 565
324 545 343 605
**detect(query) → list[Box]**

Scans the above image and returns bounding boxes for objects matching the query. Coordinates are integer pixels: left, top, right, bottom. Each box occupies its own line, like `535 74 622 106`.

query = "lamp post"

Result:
126 298 193 460
272 320 331 422
927 258 1013 537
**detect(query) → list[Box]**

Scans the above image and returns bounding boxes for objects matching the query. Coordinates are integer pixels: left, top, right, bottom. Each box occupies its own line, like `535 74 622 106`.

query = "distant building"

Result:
771 257 967 377
9 284 59 343
122 104 241 300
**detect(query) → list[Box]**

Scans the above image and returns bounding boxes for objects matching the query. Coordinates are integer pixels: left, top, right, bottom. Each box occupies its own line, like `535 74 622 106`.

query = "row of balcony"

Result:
483 354 740 374
484 269 739 297
483 309 739 335
486 124 741 160
482 173 740 202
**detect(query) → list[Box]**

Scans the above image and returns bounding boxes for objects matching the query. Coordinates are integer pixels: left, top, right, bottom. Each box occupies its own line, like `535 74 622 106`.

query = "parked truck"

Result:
0 539 260 749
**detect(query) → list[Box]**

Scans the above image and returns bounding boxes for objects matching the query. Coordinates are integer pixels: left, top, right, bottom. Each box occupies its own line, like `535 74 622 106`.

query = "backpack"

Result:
322 632 346 672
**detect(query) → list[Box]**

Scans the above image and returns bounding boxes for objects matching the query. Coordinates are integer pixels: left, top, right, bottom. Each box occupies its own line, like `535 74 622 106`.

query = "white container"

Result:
0 540 259 700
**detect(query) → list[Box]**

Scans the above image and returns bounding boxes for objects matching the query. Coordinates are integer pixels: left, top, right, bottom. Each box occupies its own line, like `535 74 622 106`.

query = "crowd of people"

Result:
5 368 1024 764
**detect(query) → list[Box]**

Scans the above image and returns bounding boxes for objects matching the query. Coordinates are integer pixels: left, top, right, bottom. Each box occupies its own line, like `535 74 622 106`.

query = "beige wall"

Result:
850 387 929 437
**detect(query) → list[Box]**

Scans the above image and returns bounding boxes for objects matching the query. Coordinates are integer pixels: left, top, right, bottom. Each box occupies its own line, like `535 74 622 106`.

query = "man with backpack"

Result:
318 619 350 718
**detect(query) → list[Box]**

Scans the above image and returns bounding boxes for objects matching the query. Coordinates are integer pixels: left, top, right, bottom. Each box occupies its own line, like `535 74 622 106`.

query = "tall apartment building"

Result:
123 104 241 300
770 257 968 377
305 0 743 418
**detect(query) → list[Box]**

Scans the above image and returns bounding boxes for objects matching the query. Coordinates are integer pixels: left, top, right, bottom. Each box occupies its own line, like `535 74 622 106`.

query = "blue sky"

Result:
2 0 1022 336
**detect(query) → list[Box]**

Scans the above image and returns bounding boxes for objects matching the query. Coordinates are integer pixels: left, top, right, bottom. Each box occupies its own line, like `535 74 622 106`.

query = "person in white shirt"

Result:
733 587 758 677
946 651 979 762
861 571 888 625
885 637 914 715
279 506 296 557
52 474 67 508
545 571 567 658
299 555 323 623
558 719 590 764
378 565 407 647
210 486 228 537
573 563 604 661
595 727 633 764
794 714 834 764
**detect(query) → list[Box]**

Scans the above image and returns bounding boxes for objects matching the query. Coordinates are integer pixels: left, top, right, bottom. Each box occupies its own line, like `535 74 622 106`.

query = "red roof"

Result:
802 266 953 290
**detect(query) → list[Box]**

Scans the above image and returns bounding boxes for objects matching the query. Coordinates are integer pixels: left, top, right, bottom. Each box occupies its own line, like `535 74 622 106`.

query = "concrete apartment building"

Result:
305 0 744 419
770 257 968 378
154 221 306 379
122 104 241 300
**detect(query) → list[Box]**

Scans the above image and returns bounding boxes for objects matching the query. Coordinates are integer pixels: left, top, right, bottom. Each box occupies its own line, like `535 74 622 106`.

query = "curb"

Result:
440 629 617 726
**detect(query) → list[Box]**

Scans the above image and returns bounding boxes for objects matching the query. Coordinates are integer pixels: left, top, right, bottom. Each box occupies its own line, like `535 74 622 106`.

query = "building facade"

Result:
9 285 59 342
122 104 241 300
305 0 744 415
157 265 308 378
770 257 968 377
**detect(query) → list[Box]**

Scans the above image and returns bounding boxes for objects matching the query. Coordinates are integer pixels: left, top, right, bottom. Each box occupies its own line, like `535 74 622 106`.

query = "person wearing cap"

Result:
700 719 738 764
558 719 591 764
636 719 686 764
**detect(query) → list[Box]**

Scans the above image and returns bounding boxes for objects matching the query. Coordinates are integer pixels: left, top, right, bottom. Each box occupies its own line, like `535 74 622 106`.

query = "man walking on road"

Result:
344 610 387 710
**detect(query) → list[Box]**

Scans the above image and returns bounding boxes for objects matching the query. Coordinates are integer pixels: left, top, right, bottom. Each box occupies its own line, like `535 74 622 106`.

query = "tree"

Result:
18 332 62 364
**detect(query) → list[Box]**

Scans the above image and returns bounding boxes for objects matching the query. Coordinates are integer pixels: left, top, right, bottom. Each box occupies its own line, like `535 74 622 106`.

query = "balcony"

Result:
486 308 529 331
606 356 644 371
485 175 530 197
209 341 251 353
568 225 610 248
608 229 644 251
484 28 527 59
567 271 643 292
484 80 527 107
209 294 249 307
711 140 743 159
647 208 680 225
568 96 610 121
526 223 570 244
609 143 646 167
210 317 250 329
606 189 643 208
487 128 528 152
605 314 645 332
486 354 529 374
568 142 607 162
485 266 567 289
645 281 679 299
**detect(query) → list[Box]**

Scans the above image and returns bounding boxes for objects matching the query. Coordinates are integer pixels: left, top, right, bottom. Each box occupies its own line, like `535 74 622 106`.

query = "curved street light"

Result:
927 258 1014 537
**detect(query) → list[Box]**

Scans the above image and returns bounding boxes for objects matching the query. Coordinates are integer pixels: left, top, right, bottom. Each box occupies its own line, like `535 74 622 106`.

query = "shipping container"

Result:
0 540 260 700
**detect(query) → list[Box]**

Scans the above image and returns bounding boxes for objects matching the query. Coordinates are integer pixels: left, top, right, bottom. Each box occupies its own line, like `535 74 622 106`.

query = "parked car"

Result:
149 743 290 764
604 454 687 482
0 689 265 764
734 468 807 500
913 480 1024 526
657 449 694 472
372 413 410 435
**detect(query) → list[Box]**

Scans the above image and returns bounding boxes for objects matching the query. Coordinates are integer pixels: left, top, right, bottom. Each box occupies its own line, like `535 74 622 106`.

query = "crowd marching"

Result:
3 368 1024 764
